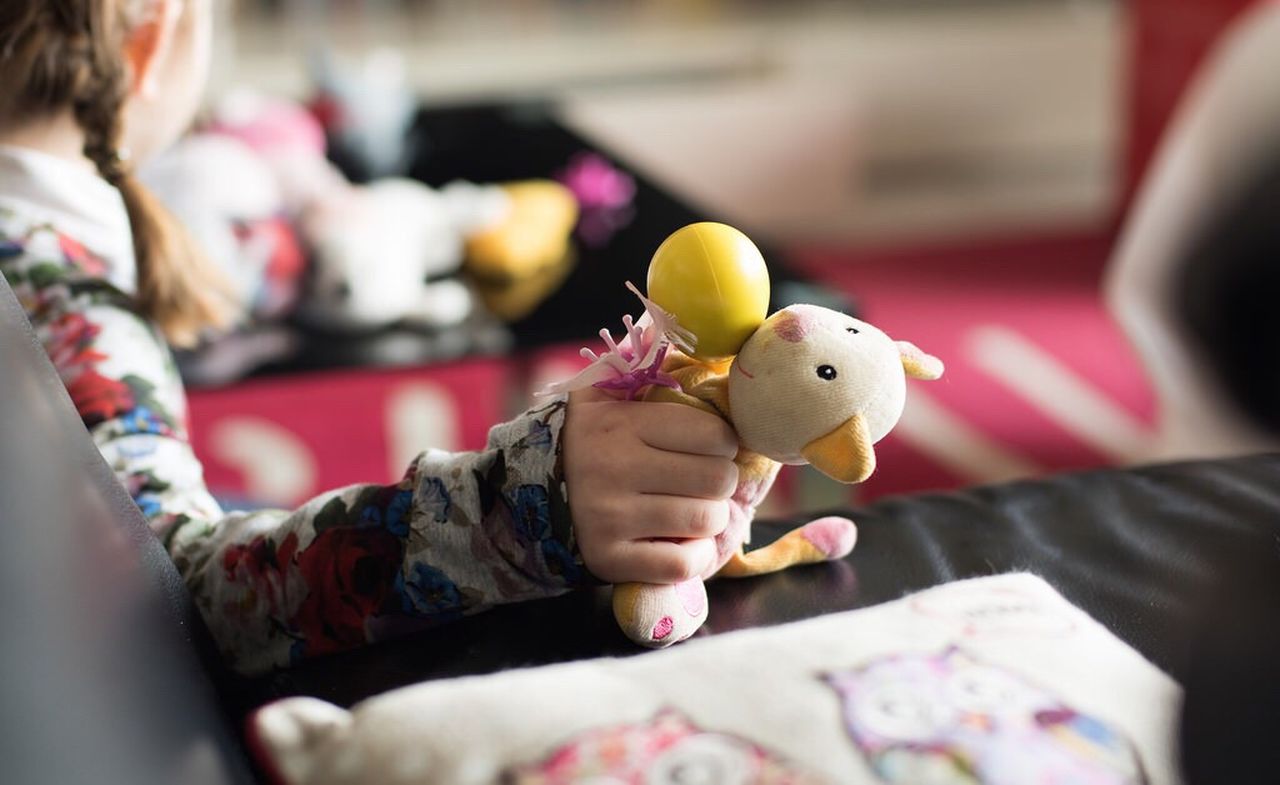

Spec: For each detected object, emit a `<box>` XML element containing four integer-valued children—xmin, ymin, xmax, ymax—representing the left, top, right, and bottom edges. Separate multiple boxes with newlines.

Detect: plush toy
<box><xmin>462</xmin><ymin>180</ymin><xmax>581</xmax><ymax>324</ymax></box>
<box><xmin>205</xmin><ymin>90</ymin><xmax>484</xmax><ymax>331</ymax></box>
<box><xmin>545</xmin><ymin>222</ymin><xmax>943</xmax><ymax>648</ymax></box>
<box><xmin>295</xmin><ymin>176</ymin><xmax>578</xmax><ymax>330</ymax></box>
<box><xmin>140</xmin><ymin>132</ymin><xmax>306</xmax><ymax>324</ymax></box>
<box><xmin>463</xmin><ymin>180</ymin><xmax>580</xmax><ymax>285</ymax></box>
<box><xmin>297</xmin><ymin>178</ymin><xmax>506</xmax><ymax>330</ymax></box>
<box><xmin>150</xmin><ymin>90</ymin><xmax>579</xmax><ymax>332</ymax></box>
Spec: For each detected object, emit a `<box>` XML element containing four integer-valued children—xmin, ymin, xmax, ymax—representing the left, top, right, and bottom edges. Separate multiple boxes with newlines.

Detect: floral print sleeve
<box><xmin>1</xmin><ymin>220</ymin><xmax>590</xmax><ymax>675</ymax></box>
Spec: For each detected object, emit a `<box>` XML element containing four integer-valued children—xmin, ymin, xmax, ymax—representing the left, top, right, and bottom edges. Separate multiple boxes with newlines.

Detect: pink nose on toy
<box><xmin>772</xmin><ymin>310</ymin><xmax>815</xmax><ymax>343</ymax></box>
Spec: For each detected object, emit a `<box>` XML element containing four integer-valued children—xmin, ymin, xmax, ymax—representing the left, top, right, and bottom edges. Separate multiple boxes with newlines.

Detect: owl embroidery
<box><xmin>503</xmin><ymin>708</ymin><xmax>829</xmax><ymax>785</ymax></box>
<box><xmin>825</xmin><ymin>648</ymin><xmax>1148</xmax><ymax>785</ymax></box>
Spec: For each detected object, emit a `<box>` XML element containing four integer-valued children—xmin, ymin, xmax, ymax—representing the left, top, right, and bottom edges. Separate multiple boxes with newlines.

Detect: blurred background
<box><xmin>177</xmin><ymin>0</ymin><xmax>1269</xmax><ymax>516</ymax></box>
<box><xmin>219</xmin><ymin>0</ymin><xmax>1119</xmax><ymax>243</ymax></box>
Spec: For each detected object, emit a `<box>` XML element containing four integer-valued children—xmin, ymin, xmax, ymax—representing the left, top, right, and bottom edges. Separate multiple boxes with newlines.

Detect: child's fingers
<box><xmin>636</xmin><ymin>403</ymin><xmax>739</xmax><ymax>458</ymax></box>
<box><xmin>634</xmin><ymin>451</ymin><xmax>739</xmax><ymax>500</ymax></box>
<box><xmin>627</xmin><ymin>495</ymin><xmax>730</xmax><ymax>540</ymax></box>
<box><xmin>599</xmin><ymin>537</ymin><xmax>719</xmax><ymax>584</ymax></box>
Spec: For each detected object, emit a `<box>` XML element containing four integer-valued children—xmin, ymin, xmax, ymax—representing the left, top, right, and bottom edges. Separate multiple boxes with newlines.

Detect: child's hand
<box><xmin>563</xmin><ymin>387</ymin><xmax>740</xmax><ymax>584</ymax></box>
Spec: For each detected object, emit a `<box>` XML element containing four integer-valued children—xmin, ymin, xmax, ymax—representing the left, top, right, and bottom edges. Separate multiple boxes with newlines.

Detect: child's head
<box><xmin>0</xmin><ymin>0</ymin><xmax>230</xmax><ymax>344</ymax></box>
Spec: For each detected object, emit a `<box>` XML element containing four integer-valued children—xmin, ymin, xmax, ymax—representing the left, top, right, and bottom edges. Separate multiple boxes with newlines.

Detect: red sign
<box><xmin>187</xmin><ymin>358</ymin><xmax>509</xmax><ymax>507</ymax></box>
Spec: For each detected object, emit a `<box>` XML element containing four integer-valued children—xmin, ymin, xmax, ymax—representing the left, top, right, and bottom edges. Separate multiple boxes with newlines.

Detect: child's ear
<box><xmin>123</xmin><ymin>0</ymin><xmax>183</xmax><ymax>100</ymax></box>
<box><xmin>897</xmin><ymin>340</ymin><xmax>944</xmax><ymax>380</ymax></box>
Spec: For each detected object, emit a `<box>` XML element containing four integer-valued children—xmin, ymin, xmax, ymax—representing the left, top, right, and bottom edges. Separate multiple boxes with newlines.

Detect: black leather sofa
<box><xmin>4</xmin><ymin>266</ymin><xmax>1280</xmax><ymax>784</ymax></box>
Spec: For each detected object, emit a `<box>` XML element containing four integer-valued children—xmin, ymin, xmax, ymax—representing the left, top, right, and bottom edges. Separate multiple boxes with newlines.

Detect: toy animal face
<box><xmin>826</xmin><ymin>649</ymin><xmax>1148</xmax><ymax>785</ymax></box>
<box><xmin>505</xmin><ymin>709</ymin><xmax>826</xmax><ymax>785</ymax></box>
<box><xmin>727</xmin><ymin>305</ymin><xmax>941</xmax><ymax>482</ymax></box>
<box><xmin>829</xmin><ymin>649</ymin><xmax>1061</xmax><ymax>747</ymax></box>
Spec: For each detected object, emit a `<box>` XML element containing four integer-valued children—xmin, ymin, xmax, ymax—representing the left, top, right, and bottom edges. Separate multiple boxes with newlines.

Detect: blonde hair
<box><xmin>0</xmin><ymin>0</ymin><xmax>232</xmax><ymax>346</ymax></box>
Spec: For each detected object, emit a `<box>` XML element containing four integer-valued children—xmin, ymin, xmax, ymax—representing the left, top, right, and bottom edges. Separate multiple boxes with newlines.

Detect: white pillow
<box><xmin>249</xmin><ymin>574</ymin><xmax>1182</xmax><ymax>784</ymax></box>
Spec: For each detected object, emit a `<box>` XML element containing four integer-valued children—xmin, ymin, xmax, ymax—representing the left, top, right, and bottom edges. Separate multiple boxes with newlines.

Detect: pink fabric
<box><xmin>556</xmin><ymin>152</ymin><xmax>635</xmax><ymax>210</ymax></box>
<box><xmin>733</xmin><ymin>473</ymin><xmax>776</xmax><ymax>509</ymax></box>
<box><xmin>708</xmin><ymin>501</ymin><xmax>751</xmax><ymax>576</ymax></box>
<box><xmin>651</xmin><ymin>617</ymin><xmax>675</xmax><ymax>641</ymax></box>
<box><xmin>773</xmin><ymin>310</ymin><xmax>815</xmax><ymax>343</ymax></box>
<box><xmin>674</xmin><ymin>579</ymin><xmax>707</xmax><ymax>617</ymax></box>
<box><xmin>188</xmin><ymin>359</ymin><xmax>507</xmax><ymax>506</ymax></box>
<box><xmin>209</xmin><ymin>99</ymin><xmax>327</xmax><ymax>157</ymax></box>
<box><xmin>701</xmin><ymin>464</ymin><xmax>782</xmax><ymax>578</ymax></box>
<box><xmin>800</xmin><ymin>516</ymin><xmax>857</xmax><ymax>559</ymax></box>
<box><xmin>788</xmin><ymin>231</ymin><xmax>1155</xmax><ymax>502</ymax></box>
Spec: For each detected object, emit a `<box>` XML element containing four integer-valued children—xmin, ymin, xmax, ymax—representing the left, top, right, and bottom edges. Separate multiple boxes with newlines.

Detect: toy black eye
<box><xmin>816</xmin><ymin>365</ymin><xmax>838</xmax><ymax>380</ymax></box>
<box><xmin>846</xmin><ymin>327</ymin><xmax>859</xmax><ymax>335</ymax></box>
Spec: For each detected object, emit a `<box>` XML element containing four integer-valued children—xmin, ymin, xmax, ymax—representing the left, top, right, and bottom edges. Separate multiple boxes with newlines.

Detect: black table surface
<box><xmin>233</xmin><ymin>452</ymin><xmax>1280</xmax><ymax>720</ymax></box>
<box><xmin>208</xmin><ymin>103</ymin><xmax>847</xmax><ymax>381</ymax></box>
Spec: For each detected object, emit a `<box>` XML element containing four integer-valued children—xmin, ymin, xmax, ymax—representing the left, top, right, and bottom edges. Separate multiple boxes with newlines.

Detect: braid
<box><xmin>1</xmin><ymin>0</ymin><xmax>234</xmax><ymax>346</ymax></box>
<box><xmin>71</xmin><ymin>3</ymin><xmax>129</xmax><ymax>184</ymax></box>
<box><xmin>74</xmin><ymin>69</ymin><xmax>129</xmax><ymax>184</ymax></box>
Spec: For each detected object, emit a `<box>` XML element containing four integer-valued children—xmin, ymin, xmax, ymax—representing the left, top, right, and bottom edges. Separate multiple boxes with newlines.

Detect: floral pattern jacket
<box><xmin>0</xmin><ymin>147</ymin><xmax>588</xmax><ymax>675</ymax></box>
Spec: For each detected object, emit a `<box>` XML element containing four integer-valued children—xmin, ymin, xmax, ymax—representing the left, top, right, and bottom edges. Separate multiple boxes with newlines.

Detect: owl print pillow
<box><xmin>248</xmin><ymin>574</ymin><xmax>1183</xmax><ymax>785</ymax></box>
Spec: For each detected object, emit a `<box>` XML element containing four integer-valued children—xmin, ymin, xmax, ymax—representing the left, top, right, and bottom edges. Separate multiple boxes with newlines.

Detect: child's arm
<box><xmin>171</xmin><ymin>399</ymin><xmax>586</xmax><ymax>674</ymax></box>
<box><xmin>4</xmin><ymin>225</ymin><xmax>741</xmax><ymax>674</ymax></box>
<box><xmin>2</xmin><ymin>229</ymin><xmax>590</xmax><ymax>674</ymax></box>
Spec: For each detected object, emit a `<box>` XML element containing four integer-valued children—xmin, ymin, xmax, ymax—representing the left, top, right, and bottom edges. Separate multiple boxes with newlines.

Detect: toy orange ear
<box><xmin>801</xmin><ymin>413</ymin><xmax>876</xmax><ymax>484</ymax></box>
<box><xmin>897</xmin><ymin>341</ymin><xmax>944</xmax><ymax>380</ymax></box>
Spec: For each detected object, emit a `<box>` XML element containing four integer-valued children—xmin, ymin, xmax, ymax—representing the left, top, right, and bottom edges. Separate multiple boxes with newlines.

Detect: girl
<box><xmin>0</xmin><ymin>0</ymin><xmax>740</xmax><ymax>674</ymax></box>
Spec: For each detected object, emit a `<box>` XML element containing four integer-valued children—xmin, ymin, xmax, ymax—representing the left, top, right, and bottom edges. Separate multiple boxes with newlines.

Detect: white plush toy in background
<box><xmin>297</xmin><ymin>178</ymin><xmax>507</xmax><ymax>331</ymax></box>
<box><xmin>141</xmin><ymin>133</ymin><xmax>303</xmax><ymax>324</ymax></box>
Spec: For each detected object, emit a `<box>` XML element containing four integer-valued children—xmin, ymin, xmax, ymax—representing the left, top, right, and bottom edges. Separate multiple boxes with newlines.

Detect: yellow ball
<box><xmin>647</xmin><ymin>223</ymin><xmax>771</xmax><ymax>361</ymax></box>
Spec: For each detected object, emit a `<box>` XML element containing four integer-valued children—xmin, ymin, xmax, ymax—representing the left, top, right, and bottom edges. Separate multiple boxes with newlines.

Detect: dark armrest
<box><xmin>0</xmin><ymin>277</ymin><xmax>254</xmax><ymax>784</ymax></box>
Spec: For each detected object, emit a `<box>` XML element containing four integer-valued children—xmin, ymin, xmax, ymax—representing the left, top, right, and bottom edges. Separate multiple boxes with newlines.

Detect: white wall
<box><xmin>225</xmin><ymin>1</ymin><xmax>1122</xmax><ymax>243</ymax></box>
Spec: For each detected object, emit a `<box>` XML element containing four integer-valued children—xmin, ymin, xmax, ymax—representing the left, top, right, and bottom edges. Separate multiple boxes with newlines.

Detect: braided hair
<box><xmin>0</xmin><ymin>0</ymin><xmax>232</xmax><ymax>346</ymax></box>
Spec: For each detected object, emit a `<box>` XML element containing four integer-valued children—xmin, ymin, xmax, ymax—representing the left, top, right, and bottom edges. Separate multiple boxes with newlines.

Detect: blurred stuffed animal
<box><xmin>140</xmin><ymin>132</ymin><xmax>305</xmax><ymax>323</ymax></box>
<box><xmin>147</xmin><ymin>90</ymin><xmax>577</xmax><ymax>332</ymax></box>
<box><xmin>298</xmin><ymin>178</ymin><xmax>504</xmax><ymax>330</ymax></box>
<box><xmin>545</xmin><ymin>223</ymin><xmax>943</xmax><ymax>648</ymax></box>
<box><xmin>209</xmin><ymin>90</ymin><xmax>489</xmax><ymax>331</ymax></box>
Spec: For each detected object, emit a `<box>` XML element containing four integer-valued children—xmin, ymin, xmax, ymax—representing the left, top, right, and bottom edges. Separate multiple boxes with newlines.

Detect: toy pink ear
<box><xmin>897</xmin><ymin>340</ymin><xmax>944</xmax><ymax>380</ymax></box>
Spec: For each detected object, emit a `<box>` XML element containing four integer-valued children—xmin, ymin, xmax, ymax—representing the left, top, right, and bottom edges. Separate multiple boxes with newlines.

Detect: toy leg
<box><xmin>715</xmin><ymin>516</ymin><xmax>857</xmax><ymax>578</ymax></box>
<box><xmin>612</xmin><ymin>578</ymin><xmax>709</xmax><ymax>648</ymax></box>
